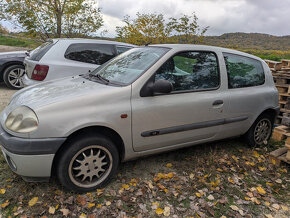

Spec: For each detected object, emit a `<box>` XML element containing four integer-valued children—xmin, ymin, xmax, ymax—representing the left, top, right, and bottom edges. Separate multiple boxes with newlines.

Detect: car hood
<box><xmin>8</xmin><ymin>76</ymin><xmax>122</xmax><ymax>110</ymax></box>
<box><xmin>0</xmin><ymin>51</ymin><xmax>26</xmax><ymax>58</ymax></box>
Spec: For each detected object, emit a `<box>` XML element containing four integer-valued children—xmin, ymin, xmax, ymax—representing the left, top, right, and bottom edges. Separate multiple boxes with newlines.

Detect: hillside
<box><xmin>203</xmin><ymin>32</ymin><xmax>290</xmax><ymax>51</ymax></box>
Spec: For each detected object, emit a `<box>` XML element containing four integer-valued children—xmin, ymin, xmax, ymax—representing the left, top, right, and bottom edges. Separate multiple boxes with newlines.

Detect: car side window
<box><xmin>223</xmin><ymin>53</ymin><xmax>265</xmax><ymax>88</ymax></box>
<box><xmin>154</xmin><ymin>51</ymin><xmax>219</xmax><ymax>92</ymax></box>
<box><xmin>64</xmin><ymin>43</ymin><xmax>115</xmax><ymax>65</ymax></box>
<box><xmin>116</xmin><ymin>46</ymin><xmax>133</xmax><ymax>54</ymax></box>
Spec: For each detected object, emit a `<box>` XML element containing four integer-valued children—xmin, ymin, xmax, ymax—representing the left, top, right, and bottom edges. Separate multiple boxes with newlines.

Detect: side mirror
<box><xmin>152</xmin><ymin>79</ymin><xmax>173</xmax><ymax>94</ymax></box>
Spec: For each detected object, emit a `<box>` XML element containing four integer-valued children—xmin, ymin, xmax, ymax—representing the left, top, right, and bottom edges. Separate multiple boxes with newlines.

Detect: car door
<box><xmin>131</xmin><ymin>50</ymin><xmax>228</xmax><ymax>152</ymax></box>
<box><xmin>221</xmin><ymin>53</ymin><xmax>268</xmax><ymax>138</ymax></box>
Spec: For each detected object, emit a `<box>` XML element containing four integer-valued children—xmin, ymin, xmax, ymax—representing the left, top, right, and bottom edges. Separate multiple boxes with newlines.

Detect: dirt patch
<box><xmin>0</xmin><ymin>83</ymin><xmax>17</xmax><ymax>112</ymax></box>
<box><xmin>0</xmin><ymin>45</ymin><xmax>27</xmax><ymax>52</ymax></box>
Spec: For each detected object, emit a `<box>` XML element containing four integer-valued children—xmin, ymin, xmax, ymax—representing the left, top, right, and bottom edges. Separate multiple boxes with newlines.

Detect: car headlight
<box><xmin>5</xmin><ymin>106</ymin><xmax>39</xmax><ymax>133</ymax></box>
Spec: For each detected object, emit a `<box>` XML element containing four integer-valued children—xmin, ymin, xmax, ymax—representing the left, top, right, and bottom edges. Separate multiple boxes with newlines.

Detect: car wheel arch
<box><xmin>1</xmin><ymin>61</ymin><xmax>24</xmax><ymax>72</ymax></box>
<box><xmin>245</xmin><ymin>107</ymin><xmax>277</xmax><ymax>135</ymax></box>
<box><xmin>51</xmin><ymin>125</ymin><xmax>125</xmax><ymax>177</ymax></box>
<box><xmin>1</xmin><ymin>61</ymin><xmax>24</xmax><ymax>80</ymax></box>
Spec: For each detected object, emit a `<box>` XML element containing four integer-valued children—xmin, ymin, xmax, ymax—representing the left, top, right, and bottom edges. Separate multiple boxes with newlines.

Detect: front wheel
<box><xmin>56</xmin><ymin>135</ymin><xmax>119</xmax><ymax>192</ymax></box>
<box><xmin>244</xmin><ymin>113</ymin><xmax>274</xmax><ymax>147</ymax></box>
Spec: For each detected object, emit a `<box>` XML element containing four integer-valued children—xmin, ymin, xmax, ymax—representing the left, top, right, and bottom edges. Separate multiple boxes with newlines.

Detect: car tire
<box><xmin>56</xmin><ymin>134</ymin><xmax>119</xmax><ymax>192</ymax></box>
<box><xmin>244</xmin><ymin>113</ymin><xmax>274</xmax><ymax>147</ymax></box>
<box><xmin>3</xmin><ymin>65</ymin><xmax>25</xmax><ymax>89</ymax></box>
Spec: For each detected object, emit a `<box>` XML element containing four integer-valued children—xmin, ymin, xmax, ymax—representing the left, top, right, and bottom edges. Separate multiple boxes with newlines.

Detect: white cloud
<box><xmin>98</xmin><ymin>0</ymin><xmax>290</xmax><ymax>36</ymax></box>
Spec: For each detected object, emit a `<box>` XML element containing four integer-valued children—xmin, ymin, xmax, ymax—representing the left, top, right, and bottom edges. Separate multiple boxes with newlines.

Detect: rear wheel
<box><xmin>56</xmin><ymin>135</ymin><xmax>119</xmax><ymax>192</ymax></box>
<box><xmin>244</xmin><ymin>113</ymin><xmax>274</xmax><ymax>147</ymax></box>
<box><xmin>3</xmin><ymin>65</ymin><xmax>25</xmax><ymax>89</ymax></box>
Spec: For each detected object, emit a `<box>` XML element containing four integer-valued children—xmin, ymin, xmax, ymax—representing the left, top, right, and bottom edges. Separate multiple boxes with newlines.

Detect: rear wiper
<box><xmin>89</xmin><ymin>73</ymin><xmax>110</xmax><ymax>84</ymax></box>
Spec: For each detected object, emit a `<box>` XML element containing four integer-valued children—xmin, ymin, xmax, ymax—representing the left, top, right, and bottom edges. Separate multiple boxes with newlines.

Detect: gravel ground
<box><xmin>0</xmin><ymin>45</ymin><xmax>27</xmax><ymax>52</ymax></box>
<box><xmin>0</xmin><ymin>83</ymin><xmax>17</xmax><ymax>112</ymax></box>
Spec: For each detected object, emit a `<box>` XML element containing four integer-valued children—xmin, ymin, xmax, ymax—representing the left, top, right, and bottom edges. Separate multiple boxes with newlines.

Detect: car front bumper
<box><xmin>0</xmin><ymin>124</ymin><xmax>66</xmax><ymax>178</ymax></box>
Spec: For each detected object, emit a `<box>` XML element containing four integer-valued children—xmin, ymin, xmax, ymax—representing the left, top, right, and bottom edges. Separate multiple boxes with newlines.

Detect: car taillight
<box><xmin>31</xmin><ymin>64</ymin><xmax>49</xmax><ymax>81</ymax></box>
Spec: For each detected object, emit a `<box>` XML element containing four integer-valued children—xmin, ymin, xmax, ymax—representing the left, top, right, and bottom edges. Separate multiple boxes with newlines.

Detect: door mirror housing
<box><xmin>140</xmin><ymin>79</ymin><xmax>173</xmax><ymax>97</ymax></box>
<box><xmin>153</xmin><ymin>79</ymin><xmax>173</xmax><ymax>94</ymax></box>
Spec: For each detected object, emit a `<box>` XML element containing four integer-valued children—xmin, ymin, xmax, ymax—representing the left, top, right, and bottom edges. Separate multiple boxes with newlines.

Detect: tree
<box><xmin>116</xmin><ymin>13</ymin><xmax>169</xmax><ymax>45</ymax></box>
<box><xmin>0</xmin><ymin>24</ymin><xmax>9</xmax><ymax>35</ymax></box>
<box><xmin>116</xmin><ymin>13</ymin><xmax>208</xmax><ymax>45</ymax></box>
<box><xmin>167</xmin><ymin>14</ymin><xmax>208</xmax><ymax>44</ymax></box>
<box><xmin>1</xmin><ymin>0</ymin><xmax>103</xmax><ymax>40</ymax></box>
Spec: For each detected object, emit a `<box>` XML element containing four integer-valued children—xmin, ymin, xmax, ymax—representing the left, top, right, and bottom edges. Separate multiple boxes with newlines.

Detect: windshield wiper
<box><xmin>89</xmin><ymin>73</ymin><xmax>110</xmax><ymax>84</ymax></box>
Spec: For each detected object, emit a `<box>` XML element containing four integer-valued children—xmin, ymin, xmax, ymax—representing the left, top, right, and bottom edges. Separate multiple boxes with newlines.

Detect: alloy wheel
<box><xmin>7</xmin><ymin>67</ymin><xmax>25</xmax><ymax>88</ymax></box>
<box><xmin>254</xmin><ymin>118</ymin><xmax>271</xmax><ymax>145</ymax></box>
<box><xmin>68</xmin><ymin>145</ymin><xmax>113</xmax><ymax>188</ymax></box>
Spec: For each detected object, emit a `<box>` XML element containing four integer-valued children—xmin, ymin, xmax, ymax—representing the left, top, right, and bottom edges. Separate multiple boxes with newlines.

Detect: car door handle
<box><xmin>212</xmin><ymin>100</ymin><xmax>224</xmax><ymax>106</ymax></box>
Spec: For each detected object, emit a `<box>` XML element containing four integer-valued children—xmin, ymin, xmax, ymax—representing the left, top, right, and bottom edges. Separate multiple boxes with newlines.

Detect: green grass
<box><xmin>238</xmin><ymin>49</ymin><xmax>290</xmax><ymax>61</ymax></box>
<box><xmin>0</xmin><ymin>35</ymin><xmax>40</xmax><ymax>48</ymax></box>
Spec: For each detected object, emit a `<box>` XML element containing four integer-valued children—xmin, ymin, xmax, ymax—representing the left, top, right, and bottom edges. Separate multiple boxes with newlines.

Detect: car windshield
<box><xmin>90</xmin><ymin>47</ymin><xmax>170</xmax><ymax>85</ymax></box>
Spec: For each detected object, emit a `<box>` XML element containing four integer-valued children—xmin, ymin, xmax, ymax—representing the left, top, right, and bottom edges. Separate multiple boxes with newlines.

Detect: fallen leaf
<box><xmin>256</xmin><ymin>186</ymin><xmax>266</xmax><ymax>195</ymax></box>
<box><xmin>76</xmin><ymin>195</ymin><xmax>86</xmax><ymax>206</ymax></box>
<box><xmin>60</xmin><ymin>208</ymin><xmax>70</xmax><ymax>217</ymax></box>
<box><xmin>87</xmin><ymin>203</ymin><xmax>95</xmax><ymax>208</ymax></box>
<box><xmin>0</xmin><ymin>189</ymin><xmax>6</xmax><ymax>194</ymax></box>
<box><xmin>272</xmin><ymin>204</ymin><xmax>280</xmax><ymax>210</ymax></box>
<box><xmin>49</xmin><ymin>206</ymin><xmax>55</xmax><ymax>214</ymax></box>
<box><xmin>265</xmin><ymin>214</ymin><xmax>274</xmax><ymax>218</ymax></box>
<box><xmin>259</xmin><ymin>167</ymin><xmax>266</xmax><ymax>171</ymax></box>
<box><xmin>196</xmin><ymin>192</ymin><xmax>202</xmax><ymax>197</ymax></box>
<box><xmin>79</xmin><ymin>213</ymin><xmax>87</xmax><ymax>218</ymax></box>
<box><xmin>122</xmin><ymin>184</ymin><xmax>129</xmax><ymax>190</ymax></box>
<box><xmin>245</xmin><ymin>161</ymin><xmax>255</xmax><ymax>166</ymax></box>
<box><xmin>189</xmin><ymin>173</ymin><xmax>194</xmax><ymax>179</ymax></box>
<box><xmin>28</xmin><ymin>197</ymin><xmax>38</xmax><ymax>207</ymax></box>
<box><xmin>228</xmin><ymin>177</ymin><xmax>235</xmax><ymax>184</ymax></box>
<box><xmin>166</xmin><ymin>163</ymin><xmax>172</xmax><ymax>168</ymax></box>
<box><xmin>156</xmin><ymin>208</ymin><xmax>164</xmax><ymax>215</ymax></box>
<box><xmin>0</xmin><ymin>200</ymin><xmax>9</xmax><ymax>208</ymax></box>
<box><xmin>167</xmin><ymin>172</ymin><xmax>174</xmax><ymax>178</ymax></box>
<box><xmin>106</xmin><ymin>201</ymin><xmax>111</xmax><ymax>206</ymax></box>
<box><xmin>281</xmin><ymin>205</ymin><xmax>289</xmax><ymax>211</ymax></box>
<box><xmin>164</xmin><ymin>206</ymin><xmax>170</xmax><ymax>216</ymax></box>
<box><xmin>232</xmin><ymin>155</ymin><xmax>238</xmax><ymax>162</ymax></box>
<box><xmin>207</xmin><ymin>194</ymin><xmax>214</xmax><ymax>200</ymax></box>
<box><xmin>246</xmin><ymin>192</ymin><xmax>253</xmax><ymax>198</ymax></box>
<box><xmin>253</xmin><ymin>151</ymin><xmax>260</xmax><ymax>158</ymax></box>
<box><xmin>275</xmin><ymin>179</ymin><xmax>282</xmax><ymax>184</ymax></box>
<box><xmin>230</xmin><ymin>205</ymin><xmax>239</xmax><ymax>211</ymax></box>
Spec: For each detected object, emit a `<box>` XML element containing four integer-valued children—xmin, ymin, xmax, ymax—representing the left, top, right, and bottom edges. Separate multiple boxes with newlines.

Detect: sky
<box><xmin>1</xmin><ymin>0</ymin><xmax>290</xmax><ymax>37</ymax></box>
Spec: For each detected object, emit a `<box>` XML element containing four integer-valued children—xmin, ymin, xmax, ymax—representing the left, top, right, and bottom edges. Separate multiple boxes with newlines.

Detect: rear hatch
<box><xmin>25</xmin><ymin>40</ymin><xmax>57</xmax><ymax>79</ymax></box>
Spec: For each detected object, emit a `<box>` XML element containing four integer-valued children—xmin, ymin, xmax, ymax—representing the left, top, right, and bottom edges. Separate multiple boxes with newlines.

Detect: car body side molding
<box><xmin>141</xmin><ymin>115</ymin><xmax>248</xmax><ymax>137</ymax></box>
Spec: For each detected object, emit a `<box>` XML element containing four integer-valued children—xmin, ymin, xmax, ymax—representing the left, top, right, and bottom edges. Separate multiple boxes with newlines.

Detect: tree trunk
<box><xmin>56</xmin><ymin>12</ymin><xmax>62</xmax><ymax>38</ymax></box>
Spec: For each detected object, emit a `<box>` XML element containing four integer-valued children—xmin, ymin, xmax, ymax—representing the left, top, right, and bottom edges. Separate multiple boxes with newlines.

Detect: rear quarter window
<box><xmin>223</xmin><ymin>53</ymin><xmax>265</xmax><ymax>88</ymax></box>
<box><xmin>64</xmin><ymin>43</ymin><xmax>115</xmax><ymax>65</ymax></box>
<box><xmin>29</xmin><ymin>41</ymin><xmax>55</xmax><ymax>61</ymax></box>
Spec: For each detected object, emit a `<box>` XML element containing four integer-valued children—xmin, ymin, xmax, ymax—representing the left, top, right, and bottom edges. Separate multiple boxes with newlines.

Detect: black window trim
<box><xmin>64</xmin><ymin>43</ymin><xmax>116</xmax><ymax>65</ymax></box>
<box><xmin>223</xmin><ymin>52</ymin><xmax>265</xmax><ymax>89</ymax></box>
<box><xmin>140</xmin><ymin>50</ymin><xmax>221</xmax><ymax>97</ymax></box>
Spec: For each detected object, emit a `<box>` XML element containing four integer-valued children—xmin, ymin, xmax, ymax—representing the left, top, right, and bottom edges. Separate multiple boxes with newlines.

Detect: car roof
<box><xmin>149</xmin><ymin>44</ymin><xmax>263</xmax><ymax>61</ymax></box>
<box><xmin>51</xmin><ymin>38</ymin><xmax>137</xmax><ymax>47</ymax></box>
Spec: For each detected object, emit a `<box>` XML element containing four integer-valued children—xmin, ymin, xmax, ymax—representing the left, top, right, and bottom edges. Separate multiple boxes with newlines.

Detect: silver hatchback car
<box><xmin>0</xmin><ymin>44</ymin><xmax>279</xmax><ymax>192</ymax></box>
